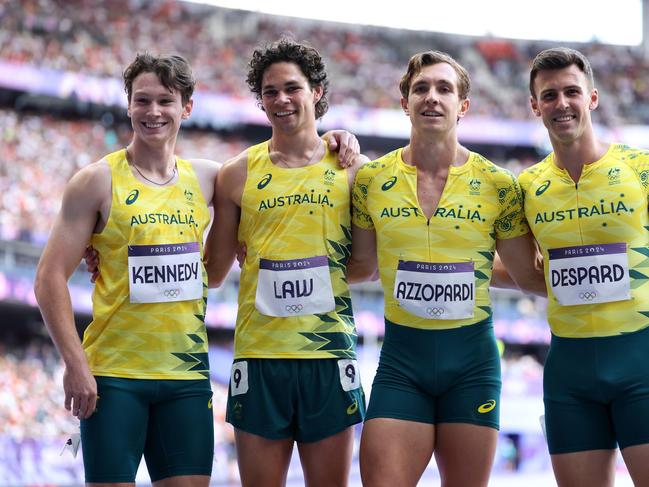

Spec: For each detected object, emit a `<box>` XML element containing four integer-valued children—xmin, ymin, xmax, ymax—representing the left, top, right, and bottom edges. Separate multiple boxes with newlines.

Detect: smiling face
<box><xmin>401</xmin><ymin>62</ymin><xmax>470</xmax><ymax>135</ymax></box>
<box><xmin>127</xmin><ymin>71</ymin><xmax>192</xmax><ymax>146</ymax></box>
<box><xmin>530</xmin><ymin>64</ymin><xmax>598</xmax><ymax>146</ymax></box>
<box><xmin>260</xmin><ymin>61</ymin><xmax>322</xmax><ymax>134</ymax></box>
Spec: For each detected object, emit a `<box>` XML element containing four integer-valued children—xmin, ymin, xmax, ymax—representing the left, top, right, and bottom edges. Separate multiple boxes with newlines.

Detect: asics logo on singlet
<box><xmin>257</xmin><ymin>173</ymin><xmax>272</xmax><ymax>189</ymax></box>
<box><xmin>347</xmin><ymin>398</ymin><xmax>359</xmax><ymax>415</ymax></box>
<box><xmin>477</xmin><ymin>399</ymin><xmax>496</xmax><ymax>413</ymax></box>
<box><xmin>535</xmin><ymin>180</ymin><xmax>551</xmax><ymax>196</ymax></box>
<box><xmin>126</xmin><ymin>189</ymin><xmax>140</xmax><ymax>205</ymax></box>
<box><xmin>285</xmin><ymin>304</ymin><xmax>304</xmax><ymax>313</ymax></box>
<box><xmin>207</xmin><ymin>397</ymin><xmax>213</xmax><ymax>409</ymax></box>
<box><xmin>381</xmin><ymin>176</ymin><xmax>397</xmax><ymax>191</ymax></box>
<box><xmin>579</xmin><ymin>291</ymin><xmax>597</xmax><ymax>301</ymax></box>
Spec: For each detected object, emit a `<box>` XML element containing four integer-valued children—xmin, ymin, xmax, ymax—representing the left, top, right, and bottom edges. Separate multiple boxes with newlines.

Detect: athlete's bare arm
<box><xmin>205</xmin><ymin>151</ymin><xmax>247</xmax><ymax>287</ymax></box>
<box><xmin>34</xmin><ymin>161</ymin><xmax>111</xmax><ymax>419</ymax></box>
<box><xmin>494</xmin><ymin>233</ymin><xmax>546</xmax><ymax>296</ymax></box>
<box><xmin>187</xmin><ymin>158</ymin><xmax>221</xmax><ymax>205</ymax></box>
<box><xmin>347</xmin><ymin>224</ymin><xmax>379</xmax><ymax>284</ymax></box>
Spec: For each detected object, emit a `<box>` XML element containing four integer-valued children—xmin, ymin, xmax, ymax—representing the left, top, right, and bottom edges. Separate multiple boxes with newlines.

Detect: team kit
<box><xmin>34</xmin><ymin>43</ymin><xmax>649</xmax><ymax>486</ymax></box>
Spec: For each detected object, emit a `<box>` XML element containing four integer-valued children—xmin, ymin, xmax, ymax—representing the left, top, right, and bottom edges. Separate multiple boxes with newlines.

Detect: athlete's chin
<box><xmin>136</xmin><ymin>129</ymin><xmax>175</xmax><ymax>144</ymax></box>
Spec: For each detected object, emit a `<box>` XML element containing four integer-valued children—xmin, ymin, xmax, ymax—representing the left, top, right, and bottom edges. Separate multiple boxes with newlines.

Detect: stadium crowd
<box><xmin>1</xmin><ymin>0</ymin><xmax>648</xmax><ymax>124</ymax></box>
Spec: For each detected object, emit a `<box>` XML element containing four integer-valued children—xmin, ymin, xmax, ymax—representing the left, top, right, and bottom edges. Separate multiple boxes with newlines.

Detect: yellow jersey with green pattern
<box><xmin>85</xmin><ymin>149</ymin><xmax>210</xmax><ymax>379</ymax></box>
<box><xmin>353</xmin><ymin>148</ymin><xmax>528</xmax><ymax>330</ymax></box>
<box><xmin>236</xmin><ymin>140</ymin><xmax>355</xmax><ymax>359</ymax></box>
<box><xmin>519</xmin><ymin>143</ymin><xmax>649</xmax><ymax>338</ymax></box>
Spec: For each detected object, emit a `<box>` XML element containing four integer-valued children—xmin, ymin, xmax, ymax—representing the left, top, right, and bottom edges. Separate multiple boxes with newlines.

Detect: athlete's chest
<box><xmin>525</xmin><ymin>166</ymin><xmax>648</xmax><ymax>246</ymax></box>
<box><xmin>244</xmin><ymin>165</ymin><xmax>349</xmax><ymax>217</ymax></box>
<box><xmin>369</xmin><ymin>170</ymin><xmax>502</xmax><ymax>232</ymax></box>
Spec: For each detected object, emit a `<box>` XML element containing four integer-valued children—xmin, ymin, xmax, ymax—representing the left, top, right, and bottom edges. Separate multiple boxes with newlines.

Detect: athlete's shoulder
<box><xmin>186</xmin><ymin>158</ymin><xmax>221</xmax><ymax>180</ymax></box>
<box><xmin>356</xmin><ymin>149</ymin><xmax>400</xmax><ymax>180</ymax></box>
<box><xmin>62</xmin><ymin>156</ymin><xmax>112</xmax><ymax>211</ymax></box>
<box><xmin>470</xmin><ymin>152</ymin><xmax>518</xmax><ymax>186</ymax></box>
<box><xmin>518</xmin><ymin>154</ymin><xmax>553</xmax><ymax>188</ymax></box>
<box><xmin>74</xmin><ymin>156</ymin><xmax>111</xmax><ymax>187</ymax></box>
<box><xmin>615</xmin><ymin>143</ymin><xmax>649</xmax><ymax>164</ymax></box>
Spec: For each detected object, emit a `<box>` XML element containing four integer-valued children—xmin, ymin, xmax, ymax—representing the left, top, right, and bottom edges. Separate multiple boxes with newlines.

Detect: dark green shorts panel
<box><xmin>81</xmin><ymin>377</ymin><xmax>214</xmax><ymax>483</ymax></box>
<box><xmin>544</xmin><ymin>326</ymin><xmax>649</xmax><ymax>454</ymax></box>
<box><xmin>366</xmin><ymin>319</ymin><xmax>501</xmax><ymax>430</ymax></box>
<box><xmin>226</xmin><ymin>358</ymin><xmax>365</xmax><ymax>443</ymax></box>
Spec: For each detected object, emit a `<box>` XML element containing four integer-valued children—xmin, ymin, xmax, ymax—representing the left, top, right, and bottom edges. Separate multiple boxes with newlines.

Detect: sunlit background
<box><xmin>1</xmin><ymin>0</ymin><xmax>647</xmax><ymax>485</ymax></box>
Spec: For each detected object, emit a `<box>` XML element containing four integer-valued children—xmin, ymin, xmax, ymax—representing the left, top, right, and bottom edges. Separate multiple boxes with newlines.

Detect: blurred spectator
<box><xmin>1</xmin><ymin>0</ymin><xmax>647</xmax><ymax>124</ymax></box>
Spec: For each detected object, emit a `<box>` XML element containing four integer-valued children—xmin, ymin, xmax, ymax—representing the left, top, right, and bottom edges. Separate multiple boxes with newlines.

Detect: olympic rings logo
<box><xmin>579</xmin><ymin>291</ymin><xmax>597</xmax><ymax>301</ymax></box>
<box><xmin>426</xmin><ymin>307</ymin><xmax>444</xmax><ymax>317</ymax></box>
<box><xmin>164</xmin><ymin>289</ymin><xmax>181</xmax><ymax>298</ymax></box>
<box><xmin>285</xmin><ymin>304</ymin><xmax>304</xmax><ymax>313</ymax></box>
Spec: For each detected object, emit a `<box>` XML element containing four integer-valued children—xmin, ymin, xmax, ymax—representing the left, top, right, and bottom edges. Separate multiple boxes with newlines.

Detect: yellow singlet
<box><xmin>235</xmin><ymin>141</ymin><xmax>356</xmax><ymax>359</ymax></box>
<box><xmin>519</xmin><ymin>144</ymin><xmax>649</xmax><ymax>338</ymax></box>
<box><xmin>353</xmin><ymin>148</ymin><xmax>528</xmax><ymax>330</ymax></box>
<box><xmin>85</xmin><ymin>149</ymin><xmax>210</xmax><ymax>379</ymax></box>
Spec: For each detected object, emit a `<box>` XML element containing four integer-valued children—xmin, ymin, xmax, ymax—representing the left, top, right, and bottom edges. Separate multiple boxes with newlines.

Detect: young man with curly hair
<box><xmin>206</xmin><ymin>39</ymin><xmax>367</xmax><ymax>486</ymax></box>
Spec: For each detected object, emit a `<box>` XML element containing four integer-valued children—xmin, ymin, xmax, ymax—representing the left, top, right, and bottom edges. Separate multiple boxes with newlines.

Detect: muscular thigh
<box><xmin>367</xmin><ymin>320</ymin><xmax>500</xmax><ymax>428</ymax></box>
<box><xmin>603</xmin><ymin>327</ymin><xmax>649</xmax><ymax>449</ymax></box>
<box><xmin>144</xmin><ymin>379</ymin><xmax>214</xmax><ymax>482</ymax></box>
<box><xmin>80</xmin><ymin>377</ymin><xmax>152</xmax><ymax>483</ymax></box>
<box><xmin>544</xmin><ymin>336</ymin><xmax>615</xmax><ymax>454</ymax></box>
<box><xmin>435</xmin><ymin>323</ymin><xmax>501</xmax><ymax>429</ymax></box>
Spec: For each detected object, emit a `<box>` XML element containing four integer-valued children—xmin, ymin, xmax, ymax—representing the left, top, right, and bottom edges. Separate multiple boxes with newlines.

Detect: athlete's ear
<box><xmin>588</xmin><ymin>88</ymin><xmax>599</xmax><ymax>111</ymax></box>
<box><xmin>530</xmin><ymin>96</ymin><xmax>541</xmax><ymax>117</ymax></box>
<box><xmin>401</xmin><ymin>97</ymin><xmax>409</xmax><ymax>115</ymax></box>
<box><xmin>182</xmin><ymin>98</ymin><xmax>193</xmax><ymax>119</ymax></box>
<box><xmin>313</xmin><ymin>84</ymin><xmax>324</xmax><ymax>104</ymax></box>
<box><xmin>457</xmin><ymin>97</ymin><xmax>470</xmax><ymax>120</ymax></box>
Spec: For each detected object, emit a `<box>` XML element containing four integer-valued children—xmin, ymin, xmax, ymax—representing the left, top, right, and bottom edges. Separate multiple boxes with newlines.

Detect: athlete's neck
<box><xmin>127</xmin><ymin>139</ymin><xmax>177</xmax><ymax>175</ymax></box>
<box><xmin>269</xmin><ymin>131</ymin><xmax>323</xmax><ymax>168</ymax></box>
<box><xmin>404</xmin><ymin>134</ymin><xmax>469</xmax><ymax>173</ymax></box>
<box><xmin>551</xmin><ymin>134</ymin><xmax>609</xmax><ymax>183</ymax></box>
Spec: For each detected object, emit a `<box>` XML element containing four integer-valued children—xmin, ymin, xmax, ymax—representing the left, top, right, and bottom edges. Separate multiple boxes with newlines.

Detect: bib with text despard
<box><xmin>128</xmin><ymin>242</ymin><xmax>202</xmax><ymax>303</ymax></box>
<box><xmin>548</xmin><ymin>243</ymin><xmax>631</xmax><ymax>306</ymax></box>
<box><xmin>255</xmin><ymin>256</ymin><xmax>335</xmax><ymax>317</ymax></box>
<box><xmin>394</xmin><ymin>260</ymin><xmax>475</xmax><ymax>320</ymax></box>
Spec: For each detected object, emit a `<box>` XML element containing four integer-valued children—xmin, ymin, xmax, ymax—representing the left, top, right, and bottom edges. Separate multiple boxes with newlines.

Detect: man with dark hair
<box><xmin>246</xmin><ymin>38</ymin><xmax>330</xmax><ymax>119</ymax></box>
<box><xmin>205</xmin><ymin>38</ymin><xmax>367</xmax><ymax>486</ymax></box>
<box><xmin>520</xmin><ymin>46</ymin><xmax>649</xmax><ymax>486</ymax></box>
<box><xmin>35</xmin><ymin>53</ymin><xmax>220</xmax><ymax>486</ymax></box>
<box><xmin>348</xmin><ymin>50</ymin><xmax>545</xmax><ymax>487</ymax></box>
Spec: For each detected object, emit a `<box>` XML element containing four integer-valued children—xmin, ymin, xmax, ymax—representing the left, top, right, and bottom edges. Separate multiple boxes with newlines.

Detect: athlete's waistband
<box><xmin>385</xmin><ymin>317</ymin><xmax>493</xmax><ymax>335</ymax></box>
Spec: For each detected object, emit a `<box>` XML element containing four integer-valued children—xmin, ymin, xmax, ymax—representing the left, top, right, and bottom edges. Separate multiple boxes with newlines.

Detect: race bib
<box><xmin>128</xmin><ymin>242</ymin><xmax>203</xmax><ymax>303</ymax></box>
<box><xmin>230</xmin><ymin>361</ymin><xmax>249</xmax><ymax>397</ymax></box>
<box><xmin>548</xmin><ymin>243</ymin><xmax>631</xmax><ymax>306</ymax></box>
<box><xmin>394</xmin><ymin>261</ymin><xmax>475</xmax><ymax>320</ymax></box>
<box><xmin>255</xmin><ymin>256</ymin><xmax>335</xmax><ymax>317</ymax></box>
<box><xmin>337</xmin><ymin>359</ymin><xmax>361</xmax><ymax>391</ymax></box>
